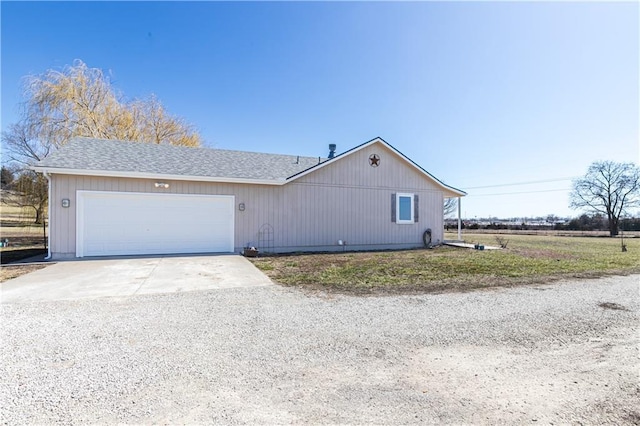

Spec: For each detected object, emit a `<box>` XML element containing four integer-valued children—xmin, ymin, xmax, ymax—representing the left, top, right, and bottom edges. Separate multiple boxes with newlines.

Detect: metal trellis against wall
<box><xmin>257</xmin><ymin>223</ymin><xmax>274</xmax><ymax>253</ymax></box>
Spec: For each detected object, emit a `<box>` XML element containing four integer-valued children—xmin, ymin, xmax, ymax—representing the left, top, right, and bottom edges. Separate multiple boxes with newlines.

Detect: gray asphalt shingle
<box><xmin>35</xmin><ymin>137</ymin><xmax>326</xmax><ymax>181</ymax></box>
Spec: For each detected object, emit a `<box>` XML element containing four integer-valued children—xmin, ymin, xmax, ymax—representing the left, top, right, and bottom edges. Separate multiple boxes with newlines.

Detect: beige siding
<box><xmin>50</xmin><ymin>174</ymin><xmax>283</xmax><ymax>258</ymax></box>
<box><xmin>289</xmin><ymin>142</ymin><xmax>445</xmax><ymax>248</ymax></box>
<box><xmin>49</xmin><ymin>142</ymin><xmax>447</xmax><ymax>258</ymax></box>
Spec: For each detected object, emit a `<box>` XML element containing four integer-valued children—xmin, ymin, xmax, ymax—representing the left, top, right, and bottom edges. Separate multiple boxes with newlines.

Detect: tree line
<box><xmin>447</xmin><ymin>214</ymin><xmax>640</xmax><ymax>233</ymax></box>
<box><xmin>557</xmin><ymin>214</ymin><xmax>640</xmax><ymax>232</ymax></box>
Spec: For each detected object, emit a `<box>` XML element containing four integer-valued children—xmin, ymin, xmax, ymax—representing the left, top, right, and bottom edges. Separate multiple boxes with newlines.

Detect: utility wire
<box><xmin>463</xmin><ymin>176</ymin><xmax>576</xmax><ymax>190</ymax></box>
<box><xmin>467</xmin><ymin>188</ymin><xmax>570</xmax><ymax>197</ymax></box>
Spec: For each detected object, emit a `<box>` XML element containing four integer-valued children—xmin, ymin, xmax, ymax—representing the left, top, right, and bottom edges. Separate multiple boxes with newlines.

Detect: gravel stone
<box><xmin>1</xmin><ymin>274</ymin><xmax>638</xmax><ymax>424</ymax></box>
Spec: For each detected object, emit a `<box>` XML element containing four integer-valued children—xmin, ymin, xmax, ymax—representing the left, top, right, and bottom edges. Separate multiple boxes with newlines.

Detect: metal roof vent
<box><xmin>328</xmin><ymin>143</ymin><xmax>337</xmax><ymax>159</ymax></box>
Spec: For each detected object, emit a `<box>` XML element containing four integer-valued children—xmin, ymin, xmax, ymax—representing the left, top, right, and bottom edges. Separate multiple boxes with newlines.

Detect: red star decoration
<box><xmin>369</xmin><ymin>154</ymin><xmax>380</xmax><ymax>167</ymax></box>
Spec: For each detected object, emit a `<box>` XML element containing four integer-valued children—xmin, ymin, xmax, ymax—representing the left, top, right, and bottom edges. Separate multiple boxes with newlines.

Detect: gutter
<box><xmin>43</xmin><ymin>171</ymin><xmax>52</xmax><ymax>260</ymax></box>
<box><xmin>31</xmin><ymin>166</ymin><xmax>286</xmax><ymax>186</ymax></box>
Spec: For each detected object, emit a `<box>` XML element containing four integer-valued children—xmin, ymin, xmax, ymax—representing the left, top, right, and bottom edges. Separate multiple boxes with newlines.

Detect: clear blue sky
<box><xmin>2</xmin><ymin>1</ymin><xmax>638</xmax><ymax>219</ymax></box>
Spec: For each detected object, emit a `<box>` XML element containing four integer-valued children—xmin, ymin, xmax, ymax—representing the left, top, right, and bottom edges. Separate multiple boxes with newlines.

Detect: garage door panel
<box><xmin>77</xmin><ymin>191</ymin><xmax>234</xmax><ymax>257</ymax></box>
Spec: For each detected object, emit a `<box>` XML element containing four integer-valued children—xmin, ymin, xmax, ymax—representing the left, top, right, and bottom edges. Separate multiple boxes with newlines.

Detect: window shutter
<box><xmin>391</xmin><ymin>193</ymin><xmax>396</xmax><ymax>222</ymax></box>
<box><xmin>414</xmin><ymin>194</ymin><xmax>419</xmax><ymax>223</ymax></box>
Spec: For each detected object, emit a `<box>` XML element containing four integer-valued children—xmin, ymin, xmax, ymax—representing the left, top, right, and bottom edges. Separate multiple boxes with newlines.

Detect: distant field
<box><xmin>252</xmin><ymin>233</ymin><xmax>640</xmax><ymax>294</ymax></box>
<box><xmin>446</xmin><ymin>229</ymin><xmax>640</xmax><ymax>238</ymax></box>
<box><xmin>0</xmin><ymin>204</ymin><xmax>47</xmax><ymax>266</ymax></box>
<box><xmin>0</xmin><ymin>204</ymin><xmax>45</xmax><ymax>238</ymax></box>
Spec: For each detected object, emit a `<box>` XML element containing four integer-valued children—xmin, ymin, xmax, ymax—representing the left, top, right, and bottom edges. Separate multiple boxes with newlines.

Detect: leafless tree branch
<box><xmin>570</xmin><ymin>161</ymin><xmax>640</xmax><ymax>236</ymax></box>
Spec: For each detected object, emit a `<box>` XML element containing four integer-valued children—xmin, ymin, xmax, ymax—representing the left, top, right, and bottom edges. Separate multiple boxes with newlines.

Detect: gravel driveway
<box><xmin>1</xmin><ymin>275</ymin><xmax>638</xmax><ymax>424</ymax></box>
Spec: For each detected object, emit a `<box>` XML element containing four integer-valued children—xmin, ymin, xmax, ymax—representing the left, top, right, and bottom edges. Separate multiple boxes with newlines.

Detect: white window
<box><xmin>396</xmin><ymin>193</ymin><xmax>414</xmax><ymax>224</ymax></box>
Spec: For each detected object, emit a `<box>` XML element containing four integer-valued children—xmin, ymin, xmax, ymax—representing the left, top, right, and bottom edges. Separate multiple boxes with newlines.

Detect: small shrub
<box><xmin>495</xmin><ymin>236</ymin><xmax>509</xmax><ymax>249</ymax></box>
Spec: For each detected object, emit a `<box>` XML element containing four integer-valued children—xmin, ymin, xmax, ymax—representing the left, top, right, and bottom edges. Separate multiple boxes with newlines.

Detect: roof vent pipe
<box><xmin>328</xmin><ymin>143</ymin><xmax>337</xmax><ymax>159</ymax></box>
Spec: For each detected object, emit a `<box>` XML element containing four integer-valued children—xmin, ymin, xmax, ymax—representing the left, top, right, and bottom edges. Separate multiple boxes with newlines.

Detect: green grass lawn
<box><xmin>250</xmin><ymin>233</ymin><xmax>640</xmax><ymax>294</ymax></box>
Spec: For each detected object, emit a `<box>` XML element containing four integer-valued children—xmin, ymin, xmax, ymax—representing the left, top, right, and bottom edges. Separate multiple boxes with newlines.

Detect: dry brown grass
<box><xmin>252</xmin><ymin>233</ymin><xmax>640</xmax><ymax>295</ymax></box>
<box><xmin>0</xmin><ymin>204</ymin><xmax>48</xmax><ymax>280</ymax></box>
<box><xmin>0</xmin><ymin>204</ymin><xmax>46</xmax><ymax>241</ymax></box>
<box><xmin>0</xmin><ymin>265</ymin><xmax>47</xmax><ymax>283</ymax></box>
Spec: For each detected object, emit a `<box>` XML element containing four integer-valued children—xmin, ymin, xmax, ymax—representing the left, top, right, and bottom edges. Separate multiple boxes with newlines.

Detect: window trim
<box><xmin>396</xmin><ymin>193</ymin><xmax>414</xmax><ymax>224</ymax></box>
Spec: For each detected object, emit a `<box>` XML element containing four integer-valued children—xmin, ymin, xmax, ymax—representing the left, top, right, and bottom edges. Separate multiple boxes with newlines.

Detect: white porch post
<box><xmin>457</xmin><ymin>197</ymin><xmax>462</xmax><ymax>241</ymax></box>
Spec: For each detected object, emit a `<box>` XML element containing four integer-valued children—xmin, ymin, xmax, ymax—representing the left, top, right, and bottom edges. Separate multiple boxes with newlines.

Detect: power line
<box><xmin>463</xmin><ymin>176</ymin><xmax>576</xmax><ymax>190</ymax></box>
<box><xmin>466</xmin><ymin>188</ymin><xmax>570</xmax><ymax>197</ymax></box>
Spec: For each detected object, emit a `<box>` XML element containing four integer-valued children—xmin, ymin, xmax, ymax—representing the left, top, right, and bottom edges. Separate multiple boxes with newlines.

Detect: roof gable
<box><xmin>287</xmin><ymin>137</ymin><xmax>466</xmax><ymax>196</ymax></box>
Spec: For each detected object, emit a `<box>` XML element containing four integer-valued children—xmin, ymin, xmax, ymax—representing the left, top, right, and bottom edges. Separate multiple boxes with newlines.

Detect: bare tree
<box><xmin>2</xmin><ymin>60</ymin><xmax>201</xmax><ymax>165</ymax></box>
<box><xmin>570</xmin><ymin>161</ymin><xmax>640</xmax><ymax>236</ymax></box>
<box><xmin>444</xmin><ymin>197</ymin><xmax>458</xmax><ymax>218</ymax></box>
<box><xmin>3</xmin><ymin>170</ymin><xmax>48</xmax><ymax>224</ymax></box>
<box><xmin>133</xmin><ymin>95</ymin><xmax>201</xmax><ymax>146</ymax></box>
<box><xmin>1</xmin><ymin>60</ymin><xmax>203</xmax><ymax>224</ymax></box>
<box><xmin>23</xmin><ymin>60</ymin><xmax>124</xmax><ymax>148</ymax></box>
<box><xmin>2</xmin><ymin>122</ymin><xmax>53</xmax><ymax>166</ymax></box>
<box><xmin>1</xmin><ymin>166</ymin><xmax>15</xmax><ymax>189</ymax></box>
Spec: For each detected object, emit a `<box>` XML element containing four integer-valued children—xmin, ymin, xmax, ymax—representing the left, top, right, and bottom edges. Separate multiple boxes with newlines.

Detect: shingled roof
<box><xmin>34</xmin><ymin>136</ymin><xmax>467</xmax><ymax>195</ymax></box>
<box><xmin>34</xmin><ymin>137</ymin><xmax>325</xmax><ymax>183</ymax></box>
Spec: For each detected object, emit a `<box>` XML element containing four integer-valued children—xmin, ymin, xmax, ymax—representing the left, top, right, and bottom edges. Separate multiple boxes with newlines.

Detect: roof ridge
<box><xmin>69</xmin><ymin>136</ymin><xmax>322</xmax><ymax>159</ymax></box>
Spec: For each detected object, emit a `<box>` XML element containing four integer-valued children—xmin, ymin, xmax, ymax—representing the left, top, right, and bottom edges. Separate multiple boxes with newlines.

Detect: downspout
<box><xmin>457</xmin><ymin>196</ymin><xmax>462</xmax><ymax>241</ymax></box>
<box><xmin>43</xmin><ymin>171</ymin><xmax>52</xmax><ymax>260</ymax></box>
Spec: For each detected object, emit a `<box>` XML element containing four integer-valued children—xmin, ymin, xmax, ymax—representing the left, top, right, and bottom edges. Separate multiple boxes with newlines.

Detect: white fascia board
<box><xmin>442</xmin><ymin>185</ymin><xmax>467</xmax><ymax>197</ymax></box>
<box><xmin>286</xmin><ymin>137</ymin><xmax>468</xmax><ymax>197</ymax></box>
<box><xmin>31</xmin><ymin>166</ymin><xmax>286</xmax><ymax>186</ymax></box>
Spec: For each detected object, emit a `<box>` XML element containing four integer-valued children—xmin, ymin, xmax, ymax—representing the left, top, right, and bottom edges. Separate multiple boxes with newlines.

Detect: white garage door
<box><xmin>76</xmin><ymin>191</ymin><xmax>234</xmax><ymax>257</ymax></box>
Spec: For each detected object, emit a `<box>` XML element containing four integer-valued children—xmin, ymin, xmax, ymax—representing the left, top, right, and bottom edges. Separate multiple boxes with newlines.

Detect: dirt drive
<box><xmin>1</xmin><ymin>274</ymin><xmax>638</xmax><ymax>424</ymax></box>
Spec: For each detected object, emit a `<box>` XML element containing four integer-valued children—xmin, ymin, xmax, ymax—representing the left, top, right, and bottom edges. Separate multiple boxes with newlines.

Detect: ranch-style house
<box><xmin>32</xmin><ymin>136</ymin><xmax>466</xmax><ymax>260</ymax></box>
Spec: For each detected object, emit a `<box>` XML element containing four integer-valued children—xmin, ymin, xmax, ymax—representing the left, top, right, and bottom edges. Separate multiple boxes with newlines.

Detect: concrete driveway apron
<box><xmin>1</xmin><ymin>255</ymin><xmax>273</xmax><ymax>303</ymax></box>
